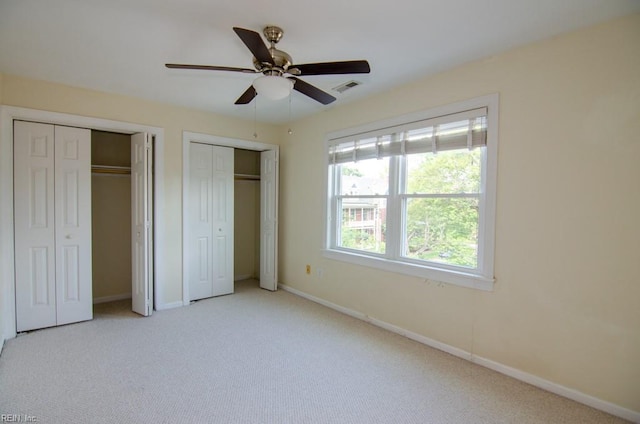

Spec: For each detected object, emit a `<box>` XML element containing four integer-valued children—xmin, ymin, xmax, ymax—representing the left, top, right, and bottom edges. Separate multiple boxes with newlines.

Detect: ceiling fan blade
<box><xmin>290</xmin><ymin>60</ymin><xmax>370</xmax><ymax>76</ymax></box>
<box><xmin>233</xmin><ymin>27</ymin><xmax>274</xmax><ymax>65</ymax></box>
<box><xmin>234</xmin><ymin>85</ymin><xmax>257</xmax><ymax>105</ymax></box>
<box><xmin>166</xmin><ymin>64</ymin><xmax>257</xmax><ymax>73</ymax></box>
<box><xmin>288</xmin><ymin>77</ymin><xmax>336</xmax><ymax>105</ymax></box>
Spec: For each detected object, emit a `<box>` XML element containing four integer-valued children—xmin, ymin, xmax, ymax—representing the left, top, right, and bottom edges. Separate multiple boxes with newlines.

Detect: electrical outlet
<box><xmin>317</xmin><ymin>268</ymin><xmax>324</xmax><ymax>278</ymax></box>
<box><xmin>306</xmin><ymin>264</ymin><xmax>311</xmax><ymax>275</ymax></box>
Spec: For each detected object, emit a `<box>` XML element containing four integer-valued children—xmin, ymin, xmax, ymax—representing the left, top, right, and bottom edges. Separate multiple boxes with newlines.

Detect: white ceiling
<box><xmin>1</xmin><ymin>0</ymin><xmax>639</xmax><ymax>124</ymax></box>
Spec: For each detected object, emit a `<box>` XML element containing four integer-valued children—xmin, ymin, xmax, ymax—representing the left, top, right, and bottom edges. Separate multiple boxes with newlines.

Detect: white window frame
<box><xmin>323</xmin><ymin>94</ymin><xmax>498</xmax><ymax>291</ymax></box>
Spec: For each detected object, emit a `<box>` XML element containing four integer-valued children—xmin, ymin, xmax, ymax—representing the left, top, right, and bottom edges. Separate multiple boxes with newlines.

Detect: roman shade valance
<box><xmin>328</xmin><ymin>107</ymin><xmax>487</xmax><ymax>164</ymax></box>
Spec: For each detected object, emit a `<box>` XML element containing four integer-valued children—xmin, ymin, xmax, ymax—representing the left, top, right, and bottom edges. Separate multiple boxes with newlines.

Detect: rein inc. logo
<box><xmin>1</xmin><ymin>415</ymin><xmax>38</xmax><ymax>423</ymax></box>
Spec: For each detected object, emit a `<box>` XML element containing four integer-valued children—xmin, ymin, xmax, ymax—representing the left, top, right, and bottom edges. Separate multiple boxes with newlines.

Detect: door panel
<box><xmin>14</xmin><ymin>121</ymin><xmax>57</xmax><ymax>331</ymax></box>
<box><xmin>210</xmin><ymin>146</ymin><xmax>234</xmax><ymax>297</ymax></box>
<box><xmin>30</xmin><ymin>247</ymin><xmax>50</xmax><ymax>305</ymax></box>
<box><xmin>189</xmin><ymin>143</ymin><xmax>214</xmax><ymax>300</ymax></box>
<box><xmin>61</xmin><ymin>245</ymin><xmax>80</xmax><ymax>301</ymax></box>
<box><xmin>30</xmin><ymin>167</ymin><xmax>49</xmax><ymax>228</ymax></box>
<box><xmin>54</xmin><ymin>125</ymin><xmax>92</xmax><ymax>326</ymax></box>
<box><xmin>131</xmin><ymin>133</ymin><xmax>153</xmax><ymax>316</ymax></box>
<box><xmin>188</xmin><ymin>143</ymin><xmax>233</xmax><ymax>300</ymax></box>
<box><xmin>260</xmin><ymin>150</ymin><xmax>278</xmax><ymax>291</ymax></box>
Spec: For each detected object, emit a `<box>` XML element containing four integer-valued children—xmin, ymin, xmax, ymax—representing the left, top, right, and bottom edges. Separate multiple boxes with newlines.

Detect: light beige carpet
<box><xmin>0</xmin><ymin>279</ymin><xmax>628</xmax><ymax>423</ymax></box>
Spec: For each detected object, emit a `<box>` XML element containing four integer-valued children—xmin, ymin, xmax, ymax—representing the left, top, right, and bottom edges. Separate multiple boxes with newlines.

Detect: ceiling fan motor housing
<box><xmin>253</xmin><ymin>48</ymin><xmax>292</xmax><ymax>75</ymax></box>
<box><xmin>253</xmin><ymin>26</ymin><xmax>293</xmax><ymax>76</ymax></box>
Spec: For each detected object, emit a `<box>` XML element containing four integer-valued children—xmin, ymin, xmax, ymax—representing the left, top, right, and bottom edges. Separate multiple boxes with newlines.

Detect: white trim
<box><xmin>366</xmin><ymin>316</ymin><xmax>472</xmax><ymax>361</ymax></box>
<box><xmin>472</xmin><ymin>356</ymin><xmax>640</xmax><ymax>423</ymax></box>
<box><xmin>279</xmin><ymin>284</ymin><xmax>369</xmax><ymax>321</ymax></box>
<box><xmin>182</xmin><ymin>131</ymin><xmax>279</xmax><ymax>306</ymax></box>
<box><xmin>480</xmin><ymin>94</ymin><xmax>499</xmax><ymax>281</ymax></box>
<box><xmin>279</xmin><ymin>284</ymin><xmax>639</xmax><ymax>423</ymax></box>
<box><xmin>0</xmin><ymin>337</ymin><xmax>4</xmax><ymax>357</ymax></box>
<box><xmin>1</xmin><ymin>106</ymin><xmax>165</xmax><ymax>339</ymax></box>
<box><xmin>93</xmin><ymin>294</ymin><xmax>132</xmax><ymax>304</ymax></box>
<box><xmin>185</xmin><ymin>131</ymin><xmax>277</xmax><ymax>152</ymax></box>
<box><xmin>323</xmin><ymin>249</ymin><xmax>495</xmax><ymax>291</ymax></box>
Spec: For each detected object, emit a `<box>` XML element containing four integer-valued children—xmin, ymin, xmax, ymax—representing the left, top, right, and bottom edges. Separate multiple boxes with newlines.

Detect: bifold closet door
<box><xmin>14</xmin><ymin>122</ymin><xmax>56</xmax><ymax>331</ymax></box>
<box><xmin>260</xmin><ymin>149</ymin><xmax>278</xmax><ymax>291</ymax></box>
<box><xmin>131</xmin><ymin>132</ymin><xmax>153</xmax><ymax>317</ymax></box>
<box><xmin>14</xmin><ymin>121</ymin><xmax>92</xmax><ymax>332</ymax></box>
<box><xmin>188</xmin><ymin>143</ymin><xmax>234</xmax><ymax>301</ymax></box>
<box><xmin>53</xmin><ymin>125</ymin><xmax>92</xmax><ymax>326</ymax></box>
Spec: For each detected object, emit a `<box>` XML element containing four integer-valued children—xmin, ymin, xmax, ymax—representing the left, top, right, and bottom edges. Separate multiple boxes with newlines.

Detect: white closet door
<box><xmin>189</xmin><ymin>143</ymin><xmax>214</xmax><ymax>300</ymax></box>
<box><xmin>131</xmin><ymin>133</ymin><xmax>153</xmax><ymax>316</ymax></box>
<box><xmin>14</xmin><ymin>121</ymin><xmax>57</xmax><ymax>332</ymax></box>
<box><xmin>188</xmin><ymin>143</ymin><xmax>234</xmax><ymax>300</ymax></box>
<box><xmin>54</xmin><ymin>125</ymin><xmax>92</xmax><ymax>326</ymax></box>
<box><xmin>210</xmin><ymin>145</ymin><xmax>234</xmax><ymax>296</ymax></box>
<box><xmin>260</xmin><ymin>149</ymin><xmax>278</xmax><ymax>291</ymax></box>
<box><xmin>14</xmin><ymin>122</ymin><xmax>92</xmax><ymax>331</ymax></box>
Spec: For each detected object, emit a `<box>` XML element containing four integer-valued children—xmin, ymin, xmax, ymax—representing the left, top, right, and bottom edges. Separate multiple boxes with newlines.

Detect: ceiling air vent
<box><xmin>332</xmin><ymin>80</ymin><xmax>362</xmax><ymax>94</ymax></box>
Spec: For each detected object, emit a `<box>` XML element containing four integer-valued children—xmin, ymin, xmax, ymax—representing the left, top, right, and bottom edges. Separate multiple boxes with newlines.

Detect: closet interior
<box><xmin>234</xmin><ymin>149</ymin><xmax>261</xmax><ymax>285</ymax></box>
<box><xmin>91</xmin><ymin>130</ymin><xmax>132</xmax><ymax>304</ymax></box>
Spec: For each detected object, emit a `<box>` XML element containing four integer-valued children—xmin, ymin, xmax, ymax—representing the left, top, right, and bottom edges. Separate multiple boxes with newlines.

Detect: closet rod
<box><xmin>234</xmin><ymin>173</ymin><xmax>260</xmax><ymax>181</ymax></box>
<box><xmin>91</xmin><ymin>165</ymin><xmax>131</xmax><ymax>175</ymax></box>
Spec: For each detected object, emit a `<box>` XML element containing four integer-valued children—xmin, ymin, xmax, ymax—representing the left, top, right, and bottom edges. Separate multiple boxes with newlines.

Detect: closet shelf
<box><xmin>92</xmin><ymin>165</ymin><xmax>131</xmax><ymax>175</ymax></box>
<box><xmin>234</xmin><ymin>173</ymin><xmax>260</xmax><ymax>181</ymax></box>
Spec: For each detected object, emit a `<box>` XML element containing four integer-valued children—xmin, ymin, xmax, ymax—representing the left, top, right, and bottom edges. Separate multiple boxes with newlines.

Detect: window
<box><xmin>324</xmin><ymin>95</ymin><xmax>498</xmax><ymax>290</ymax></box>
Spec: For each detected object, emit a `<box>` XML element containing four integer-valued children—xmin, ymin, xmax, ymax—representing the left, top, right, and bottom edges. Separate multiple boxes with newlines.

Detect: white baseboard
<box><xmin>155</xmin><ymin>301</ymin><xmax>183</xmax><ymax>311</ymax></box>
<box><xmin>279</xmin><ymin>284</ymin><xmax>639</xmax><ymax>423</ymax></box>
<box><xmin>0</xmin><ymin>336</ymin><xmax>4</xmax><ymax>357</ymax></box>
<box><xmin>470</xmin><ymin>355</ymin><xmax>639</xmax><ymax>423</ymax></box>
<box><xmin>93</xmin><ymin>293</ymin><xmax>131</xmax><ymax>304</ymax></box>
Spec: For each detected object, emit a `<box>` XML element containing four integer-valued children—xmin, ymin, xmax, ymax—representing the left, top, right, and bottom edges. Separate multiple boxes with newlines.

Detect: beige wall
<box><xmin>0</xmin><ymin>73</ymin><xmax>281</xmax><ymax>306</ymax></box>
<box><xmin>234</xmin><ymin>148</ymin><xmax>261</xmax><ymax>279</ymax></box>
<box><xmin>277</xmin><ymin>13</ymin><xmax>640</xmax><ymax>412</ymax></box>
<box><xmin>234</xmin><ymin>181</ymin><xmax>260</xmax><ymax>279</ymax></box>
<box><xmin>234</xmin><ymin>148</ymin><xmax>260</xmax><ymax>175</ymax></box>
<box><xmin>91</xmin><ymin>174</ymin><xmax>131</xmax><ymax>299</ymax></box>
<box><xmin>91</xmin><ymin>131</ymin><xmax>132</xmax><ymax>299</ymax></box>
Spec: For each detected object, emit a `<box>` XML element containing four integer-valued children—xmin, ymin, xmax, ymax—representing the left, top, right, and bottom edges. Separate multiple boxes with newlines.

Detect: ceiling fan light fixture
<box><xmin>252</xmin><ymin>75</ymin><xmax>293</xmax><ymax>100</ymax></box>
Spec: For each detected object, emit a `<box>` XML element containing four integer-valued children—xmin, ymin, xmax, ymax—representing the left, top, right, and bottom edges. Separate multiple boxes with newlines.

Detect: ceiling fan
<box><xmin>166</xmin><ymin>26</ymin><xmax>371</xmax><ymax>105</ymax></box>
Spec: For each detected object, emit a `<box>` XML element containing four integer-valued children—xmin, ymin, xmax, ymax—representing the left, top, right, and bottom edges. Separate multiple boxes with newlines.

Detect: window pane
<box><xmin>404</xmin><ymin>197</ymin><xmax>478</xmax><ymax>268</ymax></box>
<box><xmin>339</xmin><ymin>198</ymin><xmax>387</xmax><ymax>254</ymax></box>
<box><xmin>339</xmin><ymin>158</ymin><xmax>389</xmax><ymax>195</ymax></box>
<box><xmin>406</xmin><ymin>148</ymin><xmax>481</xmax><ymax>194</ymax></box>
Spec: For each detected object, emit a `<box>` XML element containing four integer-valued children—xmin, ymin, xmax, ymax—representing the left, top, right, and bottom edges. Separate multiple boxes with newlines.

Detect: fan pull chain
<box><xmin>287</xmin><ymin>93</ymin><xmax>293</xmax><ymax>135</ymax></box>
<box><xmin>253</xmin><ymin>94</ymin><xmax>258</xmax><ymax>138</ymax></box>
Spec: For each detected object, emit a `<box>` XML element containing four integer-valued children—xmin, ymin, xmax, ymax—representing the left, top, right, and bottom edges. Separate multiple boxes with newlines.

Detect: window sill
<box><xmin>322</xmin><ymin>249</ymin><xmax>495</xmax><ymax>292</ymax></box>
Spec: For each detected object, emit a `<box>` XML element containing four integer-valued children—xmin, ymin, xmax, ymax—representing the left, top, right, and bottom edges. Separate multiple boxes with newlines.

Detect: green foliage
<box><xmin>341</xmin><ymin>227</ymin><xmax>385</xmax><ymax>253</ymax></box>
<box><xmin>407</xmin><ymin>149</ymin><xmax>480</xmax><ymax>194</ymax></box>
<box><xmin>405</xmin><ymin>150</ymin><xmax>481</xmax><ymax>268</ymax></box>
<box><xmin>341</xmin><ymin>166</ymin><xmax>364</xmax><ymax>177</ymax></box>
